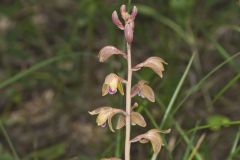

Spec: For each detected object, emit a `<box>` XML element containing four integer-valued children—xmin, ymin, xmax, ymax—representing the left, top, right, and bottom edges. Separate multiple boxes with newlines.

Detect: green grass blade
<box><xmin>137</xmin><ymin>4</ymin><xmax>194</xmax><ymax>45</ymax></box>
<box><xmin>160</xmin><ymin>51</ymin><xmax>196</xmax><ymax>128</ymax></box>
<box><xmin>211</xmin><ymin>40</ymin><xmax>240</xmax><ymax>73</ymax></box>
<box><xmin>173</xmin><ymin>51</ymin><xmax>240</xmax><ymax>116</ymax></box>
<box><xmin>0</xmin><ymin>121</ymin><xmax>20</xmax><ymax>160</ymax></box>
<box><xmin>115</xmin><ymin>130</ymin><xmax>122</xmax><ymax>157</ymax></box>
<box><xmin>0</xmin><ymin>53</ymin><xmax>83</xmax><ymax>89</ymax></box>
<box><xmin>183</xmin><ymin>122</ymin><xmax>200</xmax><ymax>160</ymax></box>
<box><xmin>175</xmin><ymin>122</ymin><xmax>203</xmax><ymax>160</ymax></box>
<box><xmin>213</xmin><ymin>74</ymin><xmax>240</xmax><ymax>103</ymax></box>
<box><xmin>227</xmin><ymin>128</ymin><xmax>240</xmax><ymax>160</ymax></box>
<box><xmin>187</xmin><ymin>120</ymin><xmax>240</xmax><ymax>133</ymax></box>
<box><xmin>188</xmin><ymin>134</ymin><xmax>206</xmax><ymax>160</ymax></box>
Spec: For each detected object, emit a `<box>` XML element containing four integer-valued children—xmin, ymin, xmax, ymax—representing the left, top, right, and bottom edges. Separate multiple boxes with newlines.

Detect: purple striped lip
<box><xmin>109</xmin><ymin>87</ymin><xmax>117</xmax><ymax>94</ymax></box>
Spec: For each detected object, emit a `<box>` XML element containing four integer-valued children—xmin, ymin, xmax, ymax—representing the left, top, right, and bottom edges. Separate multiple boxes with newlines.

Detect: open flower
<box><xmin>98</xmin><ymin>46</ymin><xmax>127</xmax><ymax>62</ymax></box>
<box><xmin>116</xmin><ymin>103</ymin><xmax>146</xmax><ymax>129</ymax></box>
<box><xmin>133</xmin><ymin>57</ymin><xmax>167</xmax><ymax>78</ymax></box>
<box><xmin>130</xmin><ymin>129</ymin><xmax>171</xmax><ymax>157</ymax></box>
<box><xmin>102</xmin><ymin>73</ymin><xmax>125</xmax><ymax>96</ymax></box>
<box><xmin>89</xmin><ymin>107</ymin><xmax>126</xmax><ymax>132</ymax></box>
<box><xmin>131</xmin><ymin>80</ymin><xmax>155</xmax><ymax>102</ymax></box>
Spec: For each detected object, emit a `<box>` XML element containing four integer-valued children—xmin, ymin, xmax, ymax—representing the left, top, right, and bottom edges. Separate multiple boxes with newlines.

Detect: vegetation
<box><xmin>0</xmin><ymin>0</ymin><xmax>239</xmax><ymax>160</ymax></box>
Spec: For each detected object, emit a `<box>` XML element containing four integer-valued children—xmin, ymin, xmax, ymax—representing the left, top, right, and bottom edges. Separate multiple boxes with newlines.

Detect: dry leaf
<box><xmin>133</xmin><ymin>57</ymin><xmax>167</xmax><ymax>78</ymax></box>
<box><xmin>98</xmin><ymin>46</ymin><xmax>126</xmax><ymax>62</ymax></box>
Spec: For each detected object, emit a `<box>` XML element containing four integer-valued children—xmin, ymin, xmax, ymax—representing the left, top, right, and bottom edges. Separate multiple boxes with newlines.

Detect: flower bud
<box><xmin>124</xmin><ymin>22</ymin><xmax>134</xmax><ymax>44</ymax></box>
<box><xmin>120</xmin><ymin>5</ymin><xmax>127</xmax><ymax>20</ymax></box>
<box><xmin>112</xmin><ymin>11</ymin><xmax>124</xmax><ymax>30</ymax></box>
<box><xmin>131</xmin><ymin>6</ymin><xmax>138</xmax><ymax>20</ymax></box>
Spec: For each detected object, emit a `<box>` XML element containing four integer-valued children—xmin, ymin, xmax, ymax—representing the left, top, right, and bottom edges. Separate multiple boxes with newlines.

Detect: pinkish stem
<box><xmin>125</xmin><ymin>42</ymin><xmax>132</xmax><ymax>160</ymax></box>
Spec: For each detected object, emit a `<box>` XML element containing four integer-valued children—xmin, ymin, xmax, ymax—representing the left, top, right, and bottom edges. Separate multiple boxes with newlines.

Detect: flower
<box><xmin>112</xmin><ymin>5</ymin><xmax>138</xmax><ymax>44</ymax></box>
<box><xmin>116</xmin><ymin>103</ymin><xmax>146</xmax><ymax>129</ymax></box>
<box><xmin>130</xmin><ymin>129</ymin><xmax>171</xmax><ymax>157</ymax></box>
<box><xmin>89</xmin><ymin>106</ymin><xmax>126</xmax><ymax>132</ymax></box>
<box><xmin>133</xmin><ymin>57</ymin><xmax>167</xmax><ymax>78</ymax></box>
<box><xmin>112</xmin><ymin>11</ymin><xmax>124</xmax><ymax>30</ymax></box>
<box><xmin>98</xmin><ymin>46</ymin><xmax>127</xmax><ymax>62</ymax></box>
<box><xmin>131</xmin><ymin>80</ymin><xmax>155</xmax><ymax>102</ymax></box>
<box><xmin>102</xmin><ymin>73</ymin><xmax>125</xmax><ymax>96</ymax></box>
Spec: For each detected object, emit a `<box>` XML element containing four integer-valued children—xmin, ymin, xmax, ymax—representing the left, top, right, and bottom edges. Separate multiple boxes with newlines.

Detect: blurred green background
<box><xmin>0</xmin><ymin>0</ymin><xmax>239</xmax><ymax>160</ymax></box>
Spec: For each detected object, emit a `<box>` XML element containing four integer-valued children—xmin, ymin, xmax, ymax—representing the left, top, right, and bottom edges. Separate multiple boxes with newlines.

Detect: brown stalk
<box><xmin>125</xmin><ymin>42</ymin><xmax>132</xmax><ymax>160</ymax></box>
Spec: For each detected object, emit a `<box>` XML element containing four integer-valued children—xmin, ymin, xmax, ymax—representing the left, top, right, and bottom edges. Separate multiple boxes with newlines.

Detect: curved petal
<box><xmin>147</xmin><ymin>131</ymin><xmax>163</xmax><ymax>155</ymax></box>
<box><xmin>107</xmin><ymin>109</ymin><xmax>126</xmax><ymax>132</ymax></box>
<box><xmin>140</xmin><ymin>139</ymin><xmax>149</xmax><ymax>143</ymax></box>
<box><xmin>131</xmin><ymin>6</ymin><xmax>138</xmax><ymax>20</ymax></box>
<box><xmin>116</xmin><ymin>115</ymin><xmax>126</xmax><ymax>129</ymax></box>
<box><xmin>97</xmin><ymin>110</ymin><xmax>112</xmax><ymax>126</ymax></box>
<box><xmin>102</xmin><ymin>84</ymin><xmax>109</xmax><ymax>96</ymax></box>
<box><xmin>117</xmin><ymin>80</ymin><xmax>124</xmax><ymax>95</ymax></box>
<box><xmin>89</xmin><ymin>107</ymin><xmax>111</xmax><ymax>115</ymax></box>
<box><xmin>130</xmin><ymin>134</ymin><xmax>144</xmax><ymax>143</ymax></box>
<box><xmin>139</xmin><ymin>85</ymin><xmax>155</xmax><ymax>102</ymax></box>
<box><xmin>130</xmin><ymin>128</ymin><xmax>171</xmax><ymax>157</ymax></box>
<box><xmin>133</xmin><ymin>57</ymin><xmax>167</xmax><ymax>78</ymax></box>
<box><xmin>112</xmin><ymin>11</ymin><xmax>124</xmax><ymax>30</ymax></box>
<box><xmin>131</xmin><ymin>83</ymin><xmax>140</xmax><ymax>97</ymax></box>
<box><xmin>98</xmin><ymin>46</ymin><xmax>126</xmax><ymax>62</ymax></box>
<box><xmin>131</xmin><ymin>112</ymin><xmax>146</xmax><ymax>127</ymax></box>
<box><xmin>131</xmin><ymin>80</ymin><xmax>147</xmax><ymax>97</ymax></box>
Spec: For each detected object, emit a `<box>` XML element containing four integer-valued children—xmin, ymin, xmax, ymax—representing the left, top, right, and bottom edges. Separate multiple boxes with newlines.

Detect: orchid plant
<box><xmin>89</xmin><ymin>4</ymin><xmax>170</xmax><ymax>160</ymax></box>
